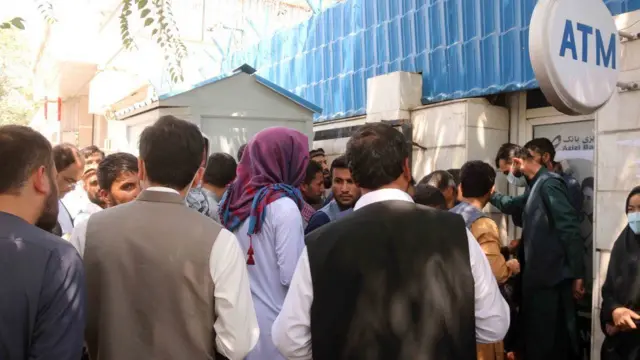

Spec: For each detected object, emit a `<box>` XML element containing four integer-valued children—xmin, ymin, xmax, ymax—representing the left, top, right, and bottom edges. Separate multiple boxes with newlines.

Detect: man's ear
<box><xmin>99</xmin><ymin>189</ymin><xmax>111</xmax><ymax>207</ymax></box>
<box><xmin>402</xmin><ymin>158</ymin><xmax>411</xmax><ymax>181</ymax></box>
<box><xmin>33</xmin><ymin>166</ymin><xmax>49</xmax><ymax>195</ymax></box>
<box><xmin>138</xmin><ymin>159</ymin><xmax>146</xmax><ymax>182</ymax></box>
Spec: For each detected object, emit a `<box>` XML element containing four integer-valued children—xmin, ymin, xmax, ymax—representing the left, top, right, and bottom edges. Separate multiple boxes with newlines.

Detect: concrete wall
<box><xmin>589</xmin><ymin>10</ymin><xmax>640</xmax><ymax>358</ymax></box>
<box><xmin>411</xmin><ymin>98</ymin><xmax>510</xmax><ymax>241</ymax></box>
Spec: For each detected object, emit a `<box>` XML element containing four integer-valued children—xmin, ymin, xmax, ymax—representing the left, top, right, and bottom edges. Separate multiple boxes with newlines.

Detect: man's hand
<box><xmin>572</xmin><ymin>279</ymin><xmax>585</xmax><ymax>300</ymax></box>
<box><xmin>612</xmin><ymin>307</ymin><xmax>640</xmax><ymax>331</ymax></box>
<box><xmin>507</xmin><ymin>239</ymin><xmax>520</xmax><ymax>254</ymax></box>
<box><xmin>506</xmin><ymin>259</ymin><xmax>520</xmax><ymax>275</ymax></box>
<box><xmin>605</xmin><ymin>323</ymin><xmax>619</xmax><ymax>336</ymax></box>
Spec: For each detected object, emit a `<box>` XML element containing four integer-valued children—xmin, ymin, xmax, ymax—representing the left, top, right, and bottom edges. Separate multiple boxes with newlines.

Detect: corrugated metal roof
<box><xmin>163</xmin><ymin>0</ymin><xmax>640</xmax><ymax>122</ymax></box>
<box><xmin>159</xmin><ymin>63</ymin><xmax>322</xmax><ymax>113</ymax></box>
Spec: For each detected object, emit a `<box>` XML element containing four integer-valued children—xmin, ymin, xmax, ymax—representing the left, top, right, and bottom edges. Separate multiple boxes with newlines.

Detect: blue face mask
<box><xmin>628</xmin><ymin>212</ymin><xmax>640</xmax><ymax>234</ymax></box>
<box><xmin>507</xmin><ymin>172</ymin><xmax>527</xmax><ymax>187</ymax></box>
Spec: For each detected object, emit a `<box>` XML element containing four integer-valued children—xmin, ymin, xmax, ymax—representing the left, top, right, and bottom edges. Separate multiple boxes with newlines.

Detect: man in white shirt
<box><xmin>77</xmin><ymin>116</ymin><xmax>259</xmax><ymax>360</ymax></box>
<box><xmin>272</xmin><ymin>123</ymin><xmax>510</xmax><ymax>360</ymax></box>
<box><xmin>51</xmin><ymin>144</ymin><xmax>84</xmax><ymax>237</ymax></box>
<box><xmin>61</xmin><ymin>146</ymin><xmax>106</xmax><ymax>221</ymax></box>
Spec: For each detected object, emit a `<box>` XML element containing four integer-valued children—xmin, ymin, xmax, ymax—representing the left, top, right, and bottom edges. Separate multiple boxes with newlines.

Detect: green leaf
<box><xmin>152</xmin><ymin>29</ymin><xmax>158</xmax><ymax>36</ymax></box>
<box><xmin>10</xmin><ymin>17</ymin><xmax>25</xmax><ymax>30</ymax></box>
<box><xmin>137</xmin><ymin>0</ymin><xmax>148</xmax><ymax>9</ymax></box>
<box><xmin>0</xmin><ymin>22</ymin><xmax>11</xmax><ymax>29</ymax></box>
<box><xmin>140</xmin><ymin>9</ymin><xmax>150</xmax><ymax>18</ymax></box>
<box><xmin>144</xmin><ymin>18</ymin><xmax>153</xmax><ymax>27</ymax></box>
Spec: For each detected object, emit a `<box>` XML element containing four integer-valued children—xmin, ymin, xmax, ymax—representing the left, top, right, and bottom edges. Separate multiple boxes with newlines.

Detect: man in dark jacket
<box><xmin>0</xmin><ymin>125</ymin><xmax>86</xmax><ymax>360</ymax></box>
<box><xmin>491</xmin><ymin>142</ymin><xmax>584</xmax><ymax>360</ymax></box>
<box><xmin>273</xmin><ymin>123</ymin><xmax>509</xmax><ymax>360</ymax></box>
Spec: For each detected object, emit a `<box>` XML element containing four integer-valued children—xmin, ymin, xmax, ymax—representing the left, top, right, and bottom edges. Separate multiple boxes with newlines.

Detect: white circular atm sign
<box><xmin>529</xmin><ymin>0</ymin><xmax>620</xmax><ymax>115</ymax></box>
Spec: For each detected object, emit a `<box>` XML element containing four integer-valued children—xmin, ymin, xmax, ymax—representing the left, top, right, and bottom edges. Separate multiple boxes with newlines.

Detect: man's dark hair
<box><xmin>413</xmin><ymin>184</ymin><xmax>447</xmax><ymax>209</ymax></box>
<box><xmin>309</xmin><ymin>148</ymin><xmax>325</xmax><ymax>158</ymax></box>
<box><xmin>139</xmin><ymin>115</ymin><xmax>204</xmax><ymax>189</ymax></box>
<box><xmin>581</xmin><ymin>176</ymin><xmax>594</xmax><ymax>191</ymax></box>
<box><xmin>304</xmin><ymin>160</ymin><xmax>324</xmax><ymax>185</ymax></box>
<box><xmin>495</xmin><ymin>143</ymin><xmax>520</xmax><ymax>168</ymax></box>
<box><xmin>419</xmin><ymin>170</ymin><xmax>455</xmax><ymax>191</ymax></box>
<box><xmin>330</xmin><ymin>155</ymin><xmax>348</xmax><ymax>175</ymax></box>
<box><xmin>460</xmin><ymin>161</ymin><xmax>496</xmax><ymax>198</ymax></box>
<box><xmin>97</xmin><ymin>152</ymin><xmax>139</xmax><ymax>191</ymax></box>
<box><xmin>447</xmin><ymin>168</ymin><xmax>461</xmax><ymax>186</ymax></box>
<box><xmin>53</xmin><ymin>143</ymin><xmax>82</xmax><ymax>172</ymax></box>
<box><xmin>525</xmin><ymin>138</ymin><xmax>556</xmax><ymax>161</ymax></box>
<box><xmin>515</xmin><ymin>143</ymin><xmax>535</xmax><ymax>160</ymax></box>
<box><xmin>80</xmin><ymin>145</ymin><xmax>105</xmax><ymax>160</ymax></box>
<box><xmin>237</xmin><ymin>143</ymin><xmax>247</xmax><ymax>161</ymax></box>
<box><xmin>346</xmin><ymin>123</ymin><xmax>410</xmax><ymax>190</ymax></box>
<box><xmin>0</xmin><ymin>125</ymin><xmax>54</xmax><ymax>194</ymax></box>
<box><xmin>203</xmin><ymin>153</ymin><xmax>237</xmax><ymax>188</ymax></box>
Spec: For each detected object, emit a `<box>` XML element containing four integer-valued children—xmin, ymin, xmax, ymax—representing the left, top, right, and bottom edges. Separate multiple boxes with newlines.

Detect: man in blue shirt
<box><xmin>0</xmin><ymin>125</ymin><xmax>86</xmax><ymax>360</ymax></box>
<box><xmin>305</xmin><ymin>155</ymin><xmax>361</xmax><ymax>234</ymax></box>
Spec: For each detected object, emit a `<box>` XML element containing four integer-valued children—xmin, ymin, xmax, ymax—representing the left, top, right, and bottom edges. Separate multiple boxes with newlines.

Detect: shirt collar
<box><xmin>354</xmin><ymin>188</ymin><xmax>414</xmax><ymax>211</ymax></box>
<box><xmin>146</xmin><ymin>186</ymin><xmax>180</xmax><ymax>195</ymax></box>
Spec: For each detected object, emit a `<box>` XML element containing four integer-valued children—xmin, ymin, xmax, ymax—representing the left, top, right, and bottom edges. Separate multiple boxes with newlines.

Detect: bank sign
<box><xmin>530</xmin><ymin>0</ymin><xmax>620</xmax><ymax>115</ymax></box>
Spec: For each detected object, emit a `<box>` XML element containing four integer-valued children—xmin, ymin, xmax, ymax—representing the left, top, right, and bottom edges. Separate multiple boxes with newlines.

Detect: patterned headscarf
<box><xmin>218</xmin><ymin>127</ymin><xmax>309</xmax><ymax>264</ymax></box>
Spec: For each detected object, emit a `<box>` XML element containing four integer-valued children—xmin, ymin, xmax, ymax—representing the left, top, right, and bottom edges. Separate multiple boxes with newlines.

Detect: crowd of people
<box><xmin>0</xmin><ymin>116</ymin><xmax>638</xmax><ymax>360</ymax></box>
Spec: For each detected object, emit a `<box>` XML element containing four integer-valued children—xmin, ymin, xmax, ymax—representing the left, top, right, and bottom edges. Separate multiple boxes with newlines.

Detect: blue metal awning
<box><xmin>163</xmin><ymin>0</ymin><xmax>640</xmax><ymax>122</ymax></box>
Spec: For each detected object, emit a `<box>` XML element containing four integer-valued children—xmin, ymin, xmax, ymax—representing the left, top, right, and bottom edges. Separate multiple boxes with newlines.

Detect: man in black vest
<box><xmin>273</xmin><ymin>123</ymin><xmax>509</xmax><ymax>360</ymax></box>
<box><xmin>491</xmin><ymin>143</ymin><xmax>583</xmax><ymax>360</ymax></box>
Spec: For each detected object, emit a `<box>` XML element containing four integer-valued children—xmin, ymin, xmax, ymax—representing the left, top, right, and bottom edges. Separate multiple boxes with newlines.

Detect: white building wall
<box><xmin>590</xmin><ymin>10</ymin><xmax>640</xmax><ymax>359</ymax></box>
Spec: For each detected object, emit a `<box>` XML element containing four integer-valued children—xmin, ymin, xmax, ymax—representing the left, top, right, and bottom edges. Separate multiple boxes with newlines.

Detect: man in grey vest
<box><xmin>305</xmin><ymin>155</ymin><xmax>361</xmax><ymax>234</ymax></box>
<box><xmin>491</xmin><ymin>143</ymin><xmax>583</xmax><ymax>360</ymax></box>
<box><xmin>77</xmin><ymin>116</ymin><xmax>259</xmax><ymax>360</ymax></box>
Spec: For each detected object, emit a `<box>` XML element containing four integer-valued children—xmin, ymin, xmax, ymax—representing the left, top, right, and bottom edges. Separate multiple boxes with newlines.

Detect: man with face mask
<box><xmin>491</xmin><ymin>143</ymin><xmax>584</xmax><ymax>360</ymax></box>
<box><xmin>0</xmin><ymin>125</ymin><xmax>86</xmax><ymax>360</ymax></box>
<box><xmin>526</xmin><ymin>138</ymin><xmax>583</xmax><ymax>213</ymax></box>
<box><xmin>75</xmin><ymin>116</ymin><xmax>259</xmax><ymax>360</ymax></box>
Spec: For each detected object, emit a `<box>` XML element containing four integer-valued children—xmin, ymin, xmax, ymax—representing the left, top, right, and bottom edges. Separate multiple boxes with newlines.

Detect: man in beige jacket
<box><xmin>450</xmin><ymin>160</ymin><xmax>520</xmax><ymax>360</ymax></box>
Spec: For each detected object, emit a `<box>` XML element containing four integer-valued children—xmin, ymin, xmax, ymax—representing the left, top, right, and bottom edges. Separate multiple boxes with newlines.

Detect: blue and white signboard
<box><xmin>530</xmin><ymin>0</ymin><xmax>620</xmax><ymax>115</ymax></box>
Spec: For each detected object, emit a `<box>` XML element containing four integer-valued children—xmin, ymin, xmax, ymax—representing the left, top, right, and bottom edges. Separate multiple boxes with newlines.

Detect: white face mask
<box><xmin>628</xmin><ymin>212</ymin><xmax>640</xmax><ymax>234</ymax></box>
<box><xmin>507</xmin><ymin>172</ymin><xmax>527</xmax><ymax>187</ymax></box>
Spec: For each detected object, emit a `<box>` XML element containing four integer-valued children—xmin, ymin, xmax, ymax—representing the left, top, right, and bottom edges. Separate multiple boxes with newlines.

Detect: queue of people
<box><xmin>0</xmin><ymin>118</ymin><xmax>638</xmax><ymax>360</ymax></box>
